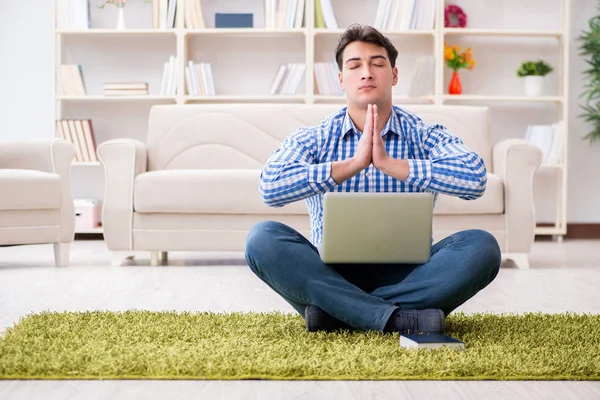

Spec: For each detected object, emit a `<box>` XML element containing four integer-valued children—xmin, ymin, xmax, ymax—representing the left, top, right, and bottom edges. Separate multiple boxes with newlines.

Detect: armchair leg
<box><xmin>503</xmin><ymin>253</ymin><xmax>530</xmax><ymax>270</ymax></box>
<box><xmin>53</xmin><ymin>243</ymin><xmax>70</xmax><ymax>267</ymax></box>
<box><xmin>160</xmin><ymin>251</ymin><xmax>168</xmax><ymax>264</ymax></box>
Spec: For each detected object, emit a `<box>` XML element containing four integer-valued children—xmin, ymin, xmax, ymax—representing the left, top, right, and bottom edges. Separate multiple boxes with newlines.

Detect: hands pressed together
<box><xmin>331</xmin><ymin>103</ymin><xmax>409</xmax><ymax>184</ymax></box>
<box><xmin>353</xmin><ymin>104</ymin><xmax>389</xmax><ymax>172</ymax></box>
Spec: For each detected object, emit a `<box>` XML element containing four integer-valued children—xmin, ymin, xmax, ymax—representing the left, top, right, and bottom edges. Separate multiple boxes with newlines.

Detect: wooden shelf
<box><xmin>184</xmin><ymin>95</ymin><xmax>306</xmax><ymax>103</ymax></box>
<box><xmin>443</xmin><ymin>28</ymin><xmax>563</xmax><ymax>38</ymax></box>
<box><xmin>57</xmin><ymin>29</ymin><xmax>177</xmax><ymax>36</ymax></box>
<box><xmin>314</xmin><ymin>29</ymin><xmax>435</xmax><ymax>37</ymax></box>
<box><xmin>185</xmin><ymin>28</ymin><xmax>307</xmax><ymax>37</ymax></box>
<box><xmin>57</xmin><ymin>95</ymin><xmax>177</xmax><ymax>102</ymax></box>
<box><xmin>313</xmin><ymin>95</ymin><xmax>435</xmax><ymax>103</ymax></box>
<box><xmin>442</xmin><ymin>95</ymin><xmax>564</xmax><ymax>103</ymax></box>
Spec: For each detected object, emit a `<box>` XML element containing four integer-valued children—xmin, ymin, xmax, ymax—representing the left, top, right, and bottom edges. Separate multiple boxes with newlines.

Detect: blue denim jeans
<box><xmin>245</xmin><ymin>220</ymin><xmax>501</xmax><ymax>332</ymax></box>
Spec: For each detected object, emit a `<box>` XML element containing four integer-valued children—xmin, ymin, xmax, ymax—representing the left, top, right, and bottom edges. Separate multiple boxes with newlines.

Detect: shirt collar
<box><xmin>341</xmin><ymin>107</ymin><xmax>403</xmax><ymax>139</ymax></box>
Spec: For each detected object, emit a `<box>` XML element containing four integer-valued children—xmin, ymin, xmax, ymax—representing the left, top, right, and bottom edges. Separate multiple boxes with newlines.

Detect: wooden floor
<box><xmin>1</xmin><ymin>239</ymin><xmax>599</xmax><ymax>399</ymax></box>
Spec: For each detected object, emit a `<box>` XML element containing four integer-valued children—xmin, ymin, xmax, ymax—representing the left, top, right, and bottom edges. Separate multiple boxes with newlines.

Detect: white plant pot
<box><xmin>116</xmin><ymin>7</ymin><xmax>126</xmax><ymax>30</ymax></box>
<box><xmin>524</xmin><ymin>76</ymin><xmax>544</xmax><ymax>97</ymax></box>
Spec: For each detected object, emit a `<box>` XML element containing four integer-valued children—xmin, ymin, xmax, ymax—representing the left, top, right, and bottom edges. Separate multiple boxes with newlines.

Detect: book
<box><xmin>400</xmin><ymin>333</ymin><xmax>465</xmax><ymax>350</ymax></box>
<box><xmin>215</xmin><ymin>13</ymin><xmax>253</xmax><ymax>28</ymax></box>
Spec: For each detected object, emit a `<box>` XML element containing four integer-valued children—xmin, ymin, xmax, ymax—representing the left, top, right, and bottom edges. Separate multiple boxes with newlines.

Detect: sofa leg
<box><xmin>503</xmin><ymin>253</ymin><xmax>530</xmax><ymax>270</ymax></box>
<box><xmin>160</xmin><ymin>251</ymin><xmax>168</xmax><ymax>264</ymax></box>
<box><xmin>150</xmin><ymin>251</ymin><xmax>159</xmax><ymax>266</ymax></box>
<box><xmin>53</xmin><ymin>243</ymin><xmax>70</xmax><ymax>267</ymax></box>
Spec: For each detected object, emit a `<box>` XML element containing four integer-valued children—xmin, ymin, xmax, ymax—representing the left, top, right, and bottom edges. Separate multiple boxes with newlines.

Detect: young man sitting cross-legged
<box><xmin>245</xmin><ymin>24</ymin><xmax>501</xmax><ymax>334</ymax></box>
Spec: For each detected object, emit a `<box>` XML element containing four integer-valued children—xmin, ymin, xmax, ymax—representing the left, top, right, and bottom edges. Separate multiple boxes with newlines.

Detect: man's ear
<box><xmin>338</xmin><ymin>70</ymin><xmax>345</xmax><ymax>90</ymax></box>
<box><xmin>392</xmin><ymin>66</ymin><xmax>399</xmax><ymax>86</ymax></box>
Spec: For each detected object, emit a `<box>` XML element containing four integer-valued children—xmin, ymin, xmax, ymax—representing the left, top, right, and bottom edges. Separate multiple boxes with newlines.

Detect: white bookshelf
<box><xmin>54</xmin><ymin>0</ymin><xmax>570</xmax><ymax>236</ymax></box>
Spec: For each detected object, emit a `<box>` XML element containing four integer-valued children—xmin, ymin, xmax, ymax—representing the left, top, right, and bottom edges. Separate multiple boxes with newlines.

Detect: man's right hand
<box><xmin>352</xmin><ymin>103</ymin><xmax>374</xmax><ymax>171</ymax></box>
<box><xmin>331</xmin><ymin>104</ymin><xmax>375</xmax><ymax>184</ymax></box>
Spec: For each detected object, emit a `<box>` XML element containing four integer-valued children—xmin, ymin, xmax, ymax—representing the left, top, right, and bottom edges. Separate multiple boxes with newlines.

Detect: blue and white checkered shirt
<box><xmin>259</xmin><ymin>105</ymin><xmax>487</xmax><ymax>245</ymax></box>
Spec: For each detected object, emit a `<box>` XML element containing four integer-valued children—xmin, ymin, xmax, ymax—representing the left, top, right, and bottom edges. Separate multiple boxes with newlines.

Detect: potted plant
<box><xmin>516</xmin><ymin>60</ymin><xmax>553</xmax><ymax>97</ymax></box>
<box><xmin>99</xmin><ymin>0</ymin><xmax>150</xmax><ymax>30</ymax></box>
<box><xmin>578</xmin><ymin>4</ymin><xmax>600</xmax><ymax>143</ymax></box>
<box><xmin>444</xmin><ymin>43</ymin><xmax>476</xmax><ymax>95</ymax></box>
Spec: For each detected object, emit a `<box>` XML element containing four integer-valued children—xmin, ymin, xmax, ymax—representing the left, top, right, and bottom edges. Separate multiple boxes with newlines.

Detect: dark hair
<box><xmin>334</xmin><ymin>24</ymin><xmax>398</xmax><ymax>70</ymax></box>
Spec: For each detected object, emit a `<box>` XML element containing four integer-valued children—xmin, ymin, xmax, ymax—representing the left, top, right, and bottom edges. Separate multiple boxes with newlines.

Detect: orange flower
<box><xmin>445</xmin><ymin>42</ymin><xmax>476</xmax><ymax>72</ymax></box>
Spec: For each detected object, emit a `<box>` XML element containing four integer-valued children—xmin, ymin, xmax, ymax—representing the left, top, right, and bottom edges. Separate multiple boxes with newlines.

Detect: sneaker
<box><xmin>305</xmin><ymin>305</ymin><xmax>354</xmax><ymax>332</ymax></box>
<box><xmin>393</xmin><ymin>309</ymin><xmax>445</xmax><ymax>334</ymax></box>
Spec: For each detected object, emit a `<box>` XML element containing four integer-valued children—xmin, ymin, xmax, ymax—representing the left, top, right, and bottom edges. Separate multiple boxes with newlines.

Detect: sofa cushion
<box><xmin>134</xmin><ymin>169</ymin><xmax>308</xmax><ymax>215</ymax></box>
<box><xmin>434</xmin><ymin>173</ymin><xmax>504</xmax><ymax>215</ymax></box>
<box><xmin>0</xmin><ymin>169</ymin><xmax>61</xmax><ymax>210</ymax></box>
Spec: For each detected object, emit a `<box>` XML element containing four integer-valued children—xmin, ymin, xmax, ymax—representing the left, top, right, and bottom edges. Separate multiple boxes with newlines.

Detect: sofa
<box><xmin>98</xmin><ymin>104</ymin><xmax>542</xmax><ymax>269</ymax></box>
<box><xmin>0</xmin><ymin>139</ymin><xmax>76</xmax><ymax>266</ymax></box>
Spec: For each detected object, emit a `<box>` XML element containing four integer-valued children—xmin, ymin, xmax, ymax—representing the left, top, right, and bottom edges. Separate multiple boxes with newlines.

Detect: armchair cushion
<box><xmin>0</xmin><ymin>169</ymin><xmax>61</xmax><ymax>210</ymax></box>
<box><xmin>433</xmin><ymin>173</ymin><xmax>504</xmax><ymax>215</ymax></box>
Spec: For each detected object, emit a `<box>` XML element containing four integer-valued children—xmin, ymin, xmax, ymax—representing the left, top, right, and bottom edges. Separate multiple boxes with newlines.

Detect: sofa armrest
<box><xmin>97</xmin><ymin>139</ymin><xmax>148</xmax><ymax>250</ymax></box>
<box><xmin>492</xmin><ymin>139</ymin><xmax>542</xmax><ymax>252</ymax></box>
<box><xmin>0</xmin><ymin>139</ymin><xmax>76</xmax><ymax>242</ymax></box>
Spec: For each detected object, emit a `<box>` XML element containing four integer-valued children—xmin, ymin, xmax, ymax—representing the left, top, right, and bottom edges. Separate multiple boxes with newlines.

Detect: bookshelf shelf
<box><xmin>185</xmin><ymin>28</ymin><xmax>307</xmax><ymax>37</ymax></box>
<box><xmin>54</xmin><ymin>0</ymin><xmax>571</xmax><ymax>236</ymax></box>
<box><xmin>57</xmin><ymin>95</ymin><xmax>177</xmax><ymax>101</ymax></box>
<box><xmin>184</xmin><ymin>95</ymin><xmax>306</xmax><ymax>103</ymax></box>
<box><xmin>313</xmin><ymin>29</ymin><xmax>435</xmax><ymax>37</ymax></box>
<box><xmin>442</xmin><ymin>95</ymin><xmax>565</xmax><ymax>103</ymax></box>
<box><xmin>443</xmin><ymin>28</ymin><xmax>563</xmax><ymax>38</ymax></box>
<box><xmin>57</xmin><ymin>29</ymin><xmax>177</xmax><ymax>36</ymax></box>
<box><xmin>313</xmin><ymin>95</ymin><xmax>436</xmax><ymax>104</ymax></box>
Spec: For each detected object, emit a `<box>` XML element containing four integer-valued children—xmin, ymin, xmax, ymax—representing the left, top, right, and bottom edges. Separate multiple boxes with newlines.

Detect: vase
<box><xmin>116</xmin><ymin>7</ymin><xmax>126</xmax><ymax>30</ymax></box>
<box><xmin>524</xmin><ymin>76</ymin><xmax>543</xmax><ymax>97</ymax></box>
<box><xmin>448</xmin><ymin>71</ymin><xmax>462</xmax><ymax>95</ymax></box>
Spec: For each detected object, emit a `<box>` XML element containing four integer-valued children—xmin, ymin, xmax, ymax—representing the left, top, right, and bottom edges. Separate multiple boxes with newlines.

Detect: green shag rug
<box><xmin>1</xmin><ymin>311</ymin><xmax>599</xmax><ymax>380</ymax></box>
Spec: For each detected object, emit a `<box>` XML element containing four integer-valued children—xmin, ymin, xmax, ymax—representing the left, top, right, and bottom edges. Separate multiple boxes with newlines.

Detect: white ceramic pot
<box><xmin>116</xmin><ymin>7</ymin><xmax>126</xmax><ymax>30</ymax></box>
<box><xmin>524</xmin><ymin>76</ymin><xmax>544</xmax><ymax>97</ymax></box>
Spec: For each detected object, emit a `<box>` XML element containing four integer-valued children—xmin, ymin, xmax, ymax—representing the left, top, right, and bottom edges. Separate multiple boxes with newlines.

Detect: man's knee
<box><xmin>458</xmin><ymin>229</ymin><xmax>501</xmax><ymax>274</ymax></box>
<box><xmin>246</xmin><ymin>220</ymin><xmax>290</xmax><ymax>248</ymax></box>
<box><xmin>469</xmin><ymin>229</ymin><xmax>501</xmax><ymax>279</ymax></box>
<box><xmin>245</xmin><ymin>220</ymin><xmax>293</xmax><ymax>272</ymax></box>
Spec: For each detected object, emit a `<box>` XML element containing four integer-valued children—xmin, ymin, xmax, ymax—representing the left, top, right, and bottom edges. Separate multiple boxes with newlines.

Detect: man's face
<box><xmin>338</xmin><ymin>41</ymin><xmax>398</xmax><ymax>107</ymax></box>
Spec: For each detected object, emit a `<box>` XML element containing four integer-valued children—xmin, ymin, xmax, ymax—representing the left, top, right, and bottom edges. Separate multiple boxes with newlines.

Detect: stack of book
<box><xmin>264</xmin><ymin>0</ymin><xmax>306</xmax><ymax>29</ymax></box>
<box><xmin>313</xmin><ymin>62</ymin><xmax>343</xmax><ymax>96</ymax></box>
<box><xmin>160</xmin><ymin>55</ymin><xmax>178</xmax><ymax>96</ymax></box>
<box><xmin>104</xmin><ymin>82</ymin><xmax>149</xmax><ymax>96</ymax></box>
<box><xmin>56</xmin><ymin>120</ymin><xmax>97</xmax><ymax>163</ymax></box>
<box><xmin>269</xmin><ymin>63</ymin><xmax>306</xmax><ymax>95</ymax></box>
<box><xmin>185</xmin><ymin>61</ymin><xmax>215</xmax><ymax>96</ymax></box>
<box><xmin>373</xmin><ymin>0</ymin><xmax>436</xmax><ymax>31</ymax></box>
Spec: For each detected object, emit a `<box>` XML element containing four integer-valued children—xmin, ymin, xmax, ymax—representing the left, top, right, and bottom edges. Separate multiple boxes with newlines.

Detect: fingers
<box><xmin>363</xmin><ymin>104</ymin><xmax>372</xmax><ymax>137</ymax></box>
<box><xmin>373</xmin><ymin>104</ymin><xmax>379</xmax><ymax>137</ymax></box>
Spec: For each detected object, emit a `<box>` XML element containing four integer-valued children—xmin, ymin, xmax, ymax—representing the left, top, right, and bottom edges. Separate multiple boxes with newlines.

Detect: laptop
<box><xmin>318</xmin><ymin>192</ymin><xmax>434</xmax><ymax>264</ymax></box>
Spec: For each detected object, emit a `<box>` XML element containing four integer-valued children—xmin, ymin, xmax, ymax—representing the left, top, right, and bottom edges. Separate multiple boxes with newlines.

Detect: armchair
<box><xmin>0</xmin><ymin>139</ymin><xmax>76</xmax><ymax>266</ymax></box>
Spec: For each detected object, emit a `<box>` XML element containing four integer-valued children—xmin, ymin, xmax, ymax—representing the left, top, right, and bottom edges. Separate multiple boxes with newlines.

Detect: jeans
<box><xmin>244</xmin><ymin>220</ymin><xmax>501</xmax><ymax>332</ymax></box>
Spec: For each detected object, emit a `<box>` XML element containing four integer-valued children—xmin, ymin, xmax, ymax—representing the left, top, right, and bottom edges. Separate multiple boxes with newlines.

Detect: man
<box><xmin>245</xmin><ymin>24</ymin><xmax>501</xmax><ymax>334</ymax></box>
